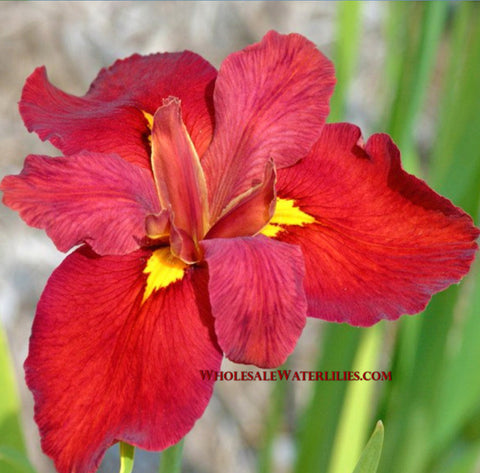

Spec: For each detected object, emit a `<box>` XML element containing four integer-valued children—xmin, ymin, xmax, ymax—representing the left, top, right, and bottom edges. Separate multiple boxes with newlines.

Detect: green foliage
<box><xmin>158</xmin><ymin>439</ymin><xmax>184</xmax><ymax>473</ymax></box>
<box><xmin>290</xmin><ymin>3</ymin><xmax>480</xmax><ymax>473</ymax></box>
<box><xmin>0</xmin><ymin>324</ymin><xmax>36</xmax><ymax>473</ymax></box>
<box><xmin>328</xmin><ymin>1</ymin><xmax>363</xmax><ymax>123</ymax></box>
<box><xmin>352</xmin><ymin>421</ymin><xmax>384</xmax><ymax>473</ymax></box>
<box><xmin>376</xmin><ymin>4</ymin><xmax>480</xmax><ymax>472</ymax></box>
<box><xmin>327</xmin><ymin>326</ymin><xmax>383</xmax><ymax>473</ymax></box>
<box><xmin>119</xmin><ymin>442</ymin><xmax>135</xmax><ymax>473</ymax></box>
<box><xmin>294</xmin><ymin>324</ymin><xmax>362</xmax><ymax>473</ymax></box>
<box><xmin>0</xmin><ymin>446</ymin><xmax>36</xmax><ymax>473</ymax></box>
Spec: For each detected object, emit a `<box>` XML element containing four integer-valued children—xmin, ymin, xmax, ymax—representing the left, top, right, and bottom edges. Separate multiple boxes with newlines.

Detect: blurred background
<box><xmin>1</xmin><ymin>2</ymin><xmax>479</xmax><ymax>473</ymax></box>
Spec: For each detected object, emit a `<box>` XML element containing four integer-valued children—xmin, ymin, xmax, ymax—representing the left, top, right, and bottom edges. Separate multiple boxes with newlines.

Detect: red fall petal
<box><xmin>274</xmin><ymin>123</ymin><xmax>479</xmax><ymax>326</ymax></box>
<box><xmin>202</xmin><ymin>30</ymin><xmax>335</xmax><ymax>221</ymax></box>
<box><xmin>25</xmin><ymin>247</ymin><xmax>222</xmax><ymax>473</ymax></box>
<box><xmin>20</xmin><ymin>52</ymin><xmax>216</xmax><ymax>168</ymax></box>
<box><xmin>202</xmin><ymin>235</ymin><xmax>307</xmax><ymax>368</ymax></box>
<box><xmin>1</xmin><ymin>152</ymin><xmax>161</xmax><ymax>255</ymax></box>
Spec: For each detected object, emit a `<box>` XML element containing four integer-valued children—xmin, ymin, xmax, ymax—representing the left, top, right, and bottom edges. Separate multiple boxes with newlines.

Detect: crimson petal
<box><xmin>20</xmin><ymin>52</ymin><xmax>216</xmax><ymax>168</ymax></box>
<box><xmin>151</xmin><ymin>97</ymin><xmax>208</xmax><ymax>262</ymax></box>
<box><xmin>206</xmin><ymin>160</ymin><xmax>276</xmax><ymax>239</ymax></box>
<box><xmin>202</xmin><ymin>31</ymin><xmax>335</xmax><ymax>221</ymax></box>
<box><xmin>202</xmin><ymin>235</ymin><xmax>307</xmax><ymax>368</ymax></box>
<box><xmin>274</xmin><ymin>123</ymin><xmax>479</xmax><ymax>326</ymax></box>
<box><xmin>1</xmin><ymin>152</ymin><xmax>161</xmax><ymax>255</ymax></box>
<box><xmin>25</xmin><ymin>247</ymin><xmax>221</xmax><ymax>473</ymax></box>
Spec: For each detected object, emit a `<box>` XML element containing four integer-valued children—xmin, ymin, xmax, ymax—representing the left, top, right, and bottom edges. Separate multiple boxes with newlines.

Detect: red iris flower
<box><xmin>1</xmin><ymin>31</ymin><xmax>478</xmax><ymax>473</ymax></box>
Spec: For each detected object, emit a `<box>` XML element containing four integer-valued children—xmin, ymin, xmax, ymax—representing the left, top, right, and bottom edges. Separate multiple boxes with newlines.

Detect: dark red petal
<box><xmin>1</xmin><ymin>152</ymin><xmax>160</xmax><ymax>255</ymax></box>
<box><xmin>206</xmin><ymin>160</ymin><xmax>276</xmax><ymax>239</ymax></box>
<box><xmin>25</xmin><ymin>247</ymin><xmax>221</xmax><ymax>473</ymax></box>
<box><xmin>202</xmin><ymin>31</ymin><xmax>335</xmax><ymax>221</ymax></box>
<box><xmin>202</xmin><ymin>235</ymin><xmax>307</xmax><ymax>368</ymax></box>
<box><xmin>274</xmin><ymin>123</ymin><xmax>479</xmax><ymax>326</ymax></box>
<box><xmin>20</xmin><ymin>52</ymin><xmax>216</xmax><ymax>168</ymax></box>
<box><xmin>151</xmin><ymin>97</ymin><xmax>208</xmax><ymax>262</ymax></box>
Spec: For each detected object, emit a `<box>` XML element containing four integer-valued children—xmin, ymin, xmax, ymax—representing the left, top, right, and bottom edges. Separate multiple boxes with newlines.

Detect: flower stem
<box><xmin>118</xmin><ymin>442</ymin><xmax>135</xmax><ymax>473</ymax></box>
<box><xmin>159</xmin><ymin>439</ymin><xmax>184</xmax><ymax>473</ymax></box>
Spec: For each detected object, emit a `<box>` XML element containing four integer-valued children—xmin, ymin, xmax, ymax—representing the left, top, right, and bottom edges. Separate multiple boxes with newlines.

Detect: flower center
<box><xmin>147</xmin><ymin>98</ymin><xmax>209</xmax><ymax>264</ymax></box>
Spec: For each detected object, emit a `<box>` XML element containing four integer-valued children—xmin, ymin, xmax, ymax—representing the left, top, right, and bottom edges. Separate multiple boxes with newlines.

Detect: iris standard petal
<box><xmin>271</xmin><ymin>123</ymin><xmax>479</xmax><ymax>326</ymax></box>
<box><xmin>25</xmin><ymin>246</ymin><xmax>222</xmax><ymax>473</ymax></box>
<box><xmin>20</xmin><ymin>52</ymin><xmax>216</xmax><ymax>168</ymax></box>
<box><xmin>202</xmin><ymin>235</ymin><xmax>307</xmax><ymax>368</ymax></box>
<box><xmin>202</xmin><ymin>30</ymin><xmax>335</xmax><ymax>221</ymax></box>
<box><xmin>1</xmin><ymin>152</ymin><xmax>161</xmax><ymax>255</ymax></box>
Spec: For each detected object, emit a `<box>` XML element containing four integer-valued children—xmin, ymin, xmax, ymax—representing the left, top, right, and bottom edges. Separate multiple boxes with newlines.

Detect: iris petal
<box><xmin>25</xmin><ymin>247</ymin><xmax>221</xmax><ymax>473</ymax></box>
<box><xmin>273</xmin><ymin>123</ymin><xmax>479</xmax><ymax>326</ymax></box>
<box><xmin>202</xmin><ymin>30</ymin><xmax>335</xmax><ymax>222</ymax></box>
<box><xmin>19</xmin><ymin>52</ymin><xmax>216</xmax><ymax>168</ymax></box>
<box><xmin>150</xmin><ymin>97</ymin><xmax>209</xmax><ymax>262</ymax></box>
<box><xmin>202</xmin><ymin>235</ymin><xmax>307</xmax><ymax>368</ymax></box>
<box><xmin>206</xmin><ymin>160</ymin><xmax>276</xmax><ymax>239</ymax></box>
<box><xmin>1</xmin><ymin>152</ymin><xmax>161</xmax><ymax>255</ymax></box>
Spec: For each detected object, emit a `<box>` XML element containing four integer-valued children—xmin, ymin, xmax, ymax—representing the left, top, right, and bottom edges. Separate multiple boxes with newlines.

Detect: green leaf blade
<box><xmin>0</xmin><ymin>323</ymin><xmax>35</xmax><ymax>473</ymax></box>
<box><xmin>352</xmin><ymin>421</ymin><xmax>384</xmax><ymax>473</ymax></box>
<box><xmin>159</xmin><ymin>439</ymin><xmax>184</xmax><ymax>473</ymax></box>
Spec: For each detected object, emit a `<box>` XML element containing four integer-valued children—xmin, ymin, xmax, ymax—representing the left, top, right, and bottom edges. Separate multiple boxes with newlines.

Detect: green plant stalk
<box><xmin>328</xmin><ymin>1</ymin><xmax>362</xmax><ymax>123</ymax></box>
<box><xmin>0</xmin><ymin>447</ymin><xmax>36</xmax><ymax>473</ymax></box>
<box><xmin>327</xmin><ymin>325</ymin><xmax>383</xmax><ymax>473</ymax></box>
<box><xmin>257</xmin><ymin>362</ymin><xmax>289</xmax><ymax>473</ymax></box>
<box><xmin>0</xmin><ymin>323</ymin><xmax>35</xmax><ymax>473</ymax></box>
<box><xmin>430</xmin><ymin>260</ymin><xmax>480</xmax><ymax>464</ymax></box>
<box><xmin>429</xmin><ymin>1</ymin><xmax>471</xmax><ymax>189</ymax></box>
<box><xmin>294</xmin><ymin>324</ymin><xmax>362</xmax><ymax>473</ymax></box>
<box><xmin>429</xmin><ymin>2</ymin><xmax>480</xmax><ymax>217</ymax></box>
<box><xmin>159</xmin><ymin>439</ymin><xmax>184</xmax><ymax>473</ymax></box>
<box><xmin>386</xmin><ymin>2</ymin><xmax>448</xmax><ymax>175</ymax></box>
<box><xmin>118</xmin><ymin>442</ymin><xmax>135</xmax><ymax>473</ymax></box>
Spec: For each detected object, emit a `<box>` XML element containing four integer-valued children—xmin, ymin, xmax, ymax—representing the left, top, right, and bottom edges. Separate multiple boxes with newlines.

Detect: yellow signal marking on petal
<box><xmin>142</xmin><ymin>111</ymin><xmax>154</xmax><ymax>130</ymax></box>
<box><xmin>261</xmin><ymin>224</ymin><xmax>283</xmax><ymax>237</ymax></box>
<box><xmin>142</xmin><ymin>111</ymin><xmax>154</xmax><ymax>144</ymax></box>
<box><xmin>261</xmin><ymin>198</ymin><xmax>315</xmax><ymax>237</ymax></box>
<box><xmin>142</xmin><ymin>247</ymin><xmax>187</xmax><ymax>303</ymax></box>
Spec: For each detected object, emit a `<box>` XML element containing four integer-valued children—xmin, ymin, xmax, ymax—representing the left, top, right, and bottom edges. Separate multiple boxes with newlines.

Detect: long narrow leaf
<box><xmin>0</xmin><ymin>323</ymin><xmax>34</xmax><ymax>473</ymax></box>
<box><xmin>352</xmin><ymin>421</ymin><xmax>384</xmax><ymax>473</ymax></box>
<box><xmin>159</xmin><ymin>439</ymin><xmax>184</xmax><ymax>473</ymax></box>
<box><xmin>257</xmin><ymin>362</ymin><xmax>290</xmax><ymax>473</ymax></box>
<box><xmin>386</xmin><ymin>2</ymin><xmax>448</xmax><ymax>174</ymax></box>
<box><xmin>0</xmin><ymin>447</ymin><xmax>36</xmax><ymax>473</ymax></box>
<box><xmin>294</xmin><ymin>324</ymin><xmax>361</xmax><ymax>473</ymax></box>
<box><xmin>327</xmin><ymin>325</ymin><xmax>383</xmax><ymax>473</ymax></box>
<box><xmin>328</xmin><ymin>1</ymin><xmax>362</xmax><ymax>122</ymax></box>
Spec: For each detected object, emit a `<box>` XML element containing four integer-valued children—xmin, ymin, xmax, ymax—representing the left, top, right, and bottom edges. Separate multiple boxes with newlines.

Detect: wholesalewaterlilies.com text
<box><xmin>199</xmin><ymin>370</ymin><xmax>392</xmax><ymax>382</ymax></box>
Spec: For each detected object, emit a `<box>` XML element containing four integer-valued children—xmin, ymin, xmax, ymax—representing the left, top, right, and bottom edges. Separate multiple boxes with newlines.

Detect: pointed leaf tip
<box><xmin>352</xmin><ymin>421</ymin><xmax>384</xmax><ymax>473</ymax></box>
